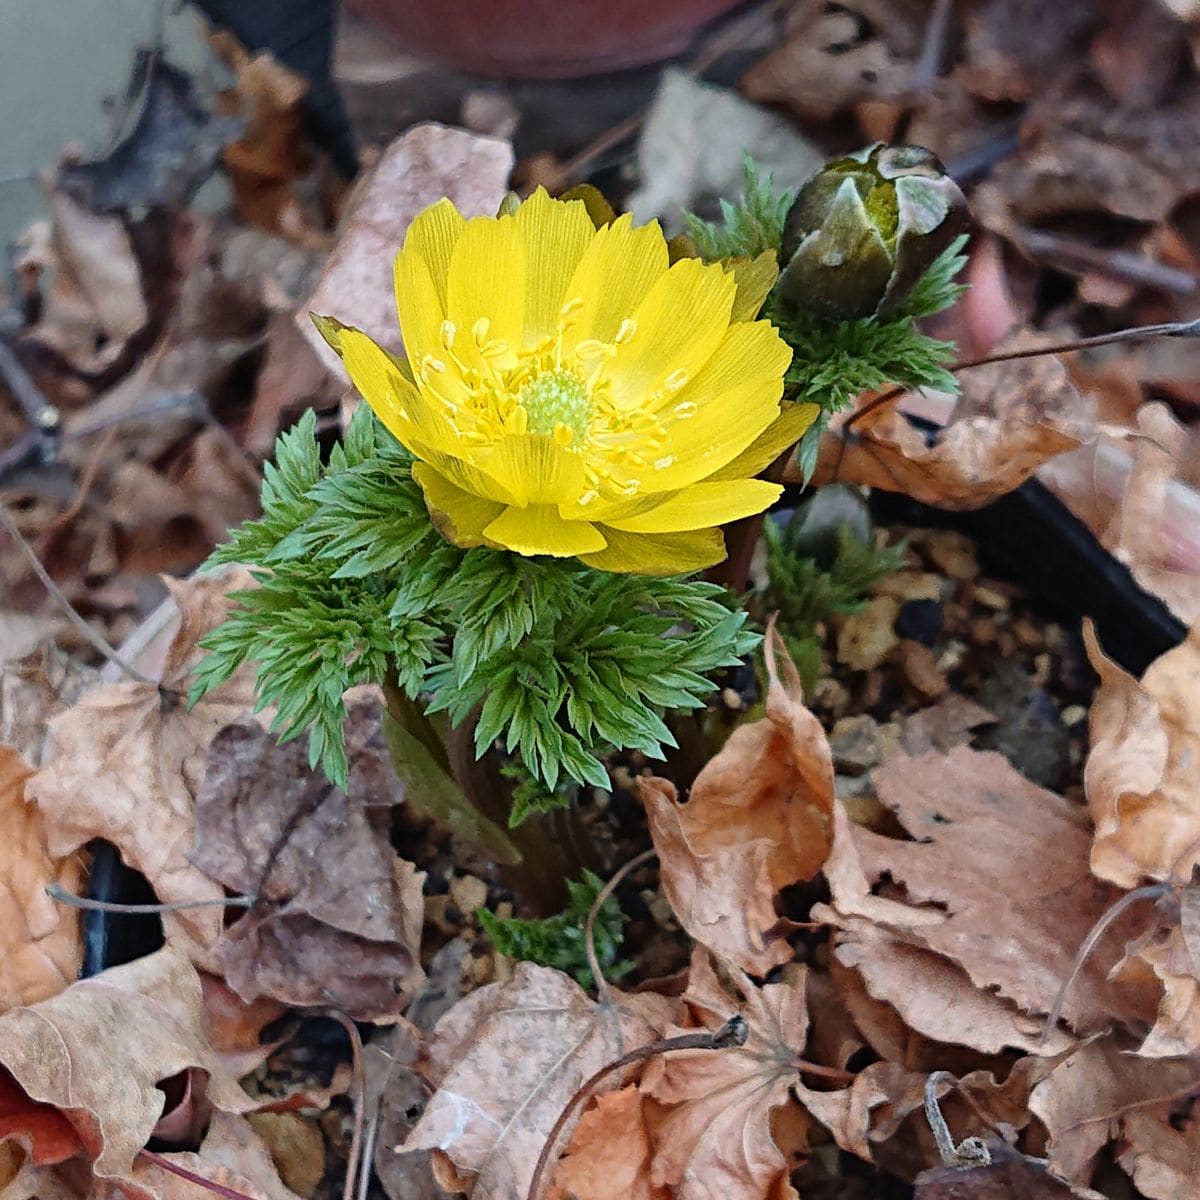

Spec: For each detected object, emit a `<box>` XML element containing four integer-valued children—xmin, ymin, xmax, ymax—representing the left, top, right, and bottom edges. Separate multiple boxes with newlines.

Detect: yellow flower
<box><xmin>325</xmin><ymin>189</ymin><xmax>816</xmax><ymax>574</ymax></box>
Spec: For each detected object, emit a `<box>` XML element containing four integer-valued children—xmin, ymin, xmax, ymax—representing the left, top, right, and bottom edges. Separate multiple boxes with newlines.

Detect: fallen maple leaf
<box><xmin>1083</xmin><ymin>620</ymin><xmax>1200</xmax><ymax>887</ymax></box>
<box><xmin>0</xmin><ymin>747</ymin><xmax>81</xmax><ymax>1012</ymax></box>
<box><xmin>1029</xmin><ymin>1037</ymin><xmax>1200</xmax><ymax>1188</ymax></box>
<box><xmin>0</xmin><ymin>946</ymin><xmax>253</xmax><ymax>1193</ymax></box>
<box><xmin>131</xmin><ymin>1111</ymin><xmax>304</xmax><ymax>1200</ymax></box>
<box><xmin>25</xmin><ymin>571</ymin><xmax>257</xmax><ymax>966</ymax></box>
<box><xmin>641</xmin><ymin>627</ymin><xmax>833</xmax><ymax>975</ymax></box>
<box><xmin>1117</xmin><ymin>1104</ymin><xmax>1200</xmax><ymax>1200</ymax></box>
<box><xmin>404</xmin><ymin>963</ymin><xmax>674</xmax><ymax>1200</ymax></box>
<box><xmin>640</xmin><ymin>948</ymin><xmax>811</xmax><ymax>1200</ymax></box>
<box><xmin>815</xmin><ymin>748</ymin><xmax>1155</xmax><ymax>1053</ymax></box>
<box><xmin>189</xmin><ymin>712</ymin><xmax>425</xmax><ymax>1020</ymax></box>
<box><xmin>797</xmin><ymin>344</ymin><xmax>1093</xmax><ymax>509</ymax></box>
<box><xmin>548</xmin><ymin>1086</ymin><xmax>666</xmax><ymax>1200</ymax></box>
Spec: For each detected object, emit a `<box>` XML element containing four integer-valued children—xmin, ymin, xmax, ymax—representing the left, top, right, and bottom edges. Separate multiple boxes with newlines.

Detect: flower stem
<box><xmin>380</xmin><ymin>665</ymin><xmax>596</xmax><ymax>914</ymax></box>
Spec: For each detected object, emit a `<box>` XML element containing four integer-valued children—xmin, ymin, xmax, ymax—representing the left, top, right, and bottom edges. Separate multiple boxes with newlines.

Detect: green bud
<box><xmin>776</xmin><ymin>144</ymin><xmax>969</xmax><ymax>321</ymax></box>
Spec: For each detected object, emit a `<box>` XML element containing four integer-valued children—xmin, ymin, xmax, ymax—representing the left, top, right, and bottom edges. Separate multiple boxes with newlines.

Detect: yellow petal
<box><xmin>446</xmin><ymin>213</ymin><xmax>527</xmax><ymax>360</ymax></box>
<box><xmin>401</xmin><ymin>199</ymin><xmax>465</xmax><ymax>309</ymax></box>
<box><xmin>412</xmin><ymin>462</ymin><xmax>505</xmax><ymax>548</ymax></box>
<box><xmin>562</xmin><ymin>214</ymin><xmax>668</xmax><ymax>346</ymax></box>
<box><xmin>514</xmin><ymin>189</ymin><xmax>595</xmax><ymax>345</ymax></box>
<box><xmin>340</xmin><ymin>327</ymin><xmax>453</xmax><ymax>452</ymax></box>
<box><xmin>602</xmin><ymin>256</ymin><xmax>735</xmax><ymax>413</ymax></box>
<box><xmin>581</xmin><ymin>526</ymin><xmax>726</xmax><ymax>575</ymax></box>
<box><xmin>641</xmin><ymin>320</ymin><xmax>791</xmax><ymax>492</ymax></box>
<box><xmin>415</xmin><ymin>443</ymin><xmax>523</xmax><ymax>507</ymax></box>
<box><xmin>485</xmin><ymin>434</ymin><xmax>586</xmax><ymax>506</ymax></box>
<box><xmin>706</xmin><ymin>401</ymin><xmax>820</xmax><ymax>482</ymax></box>
<box><xmin>394</xmin><ymin>245</ymin><xmax>449</xmax><ymax>368</ymax></box>
<box><xmin>726</xmin><ymin>252</ymin><xmax>780</xmax><ymax>323</ymax></box>
<box><xmin>484</xmin><ymin>505</ymin><xmax>607</xmax><ymax>557</ymax></box>
<box><xmin>310</xmin><ymin>314</ymin><xmax>416</xmax><ymax>382</ymax></box>
<box><xmin>606</xmin><ymin>478</ymin><xmax>781</xmax><ymax>533</ymax></box>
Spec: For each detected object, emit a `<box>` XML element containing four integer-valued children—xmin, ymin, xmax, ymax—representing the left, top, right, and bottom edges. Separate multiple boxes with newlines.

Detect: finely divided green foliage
<box><xmin>764</xmin><ymin>514</ymin><xmax>908</xmax><ymax>695</ymax></box>
<box><xmin>476</xmin><ymin>869</ymin><xmax>631</xmax><ymax>988</ymax></box>
<box><xmin>191</xmin><ymin>406</ymin><xmax>757</xmax><ymax>802</ymax></box>
<box><xmin>684</xmin><ymin>157</ymin><xmax>793</xmax><ymax>261</ymax></box>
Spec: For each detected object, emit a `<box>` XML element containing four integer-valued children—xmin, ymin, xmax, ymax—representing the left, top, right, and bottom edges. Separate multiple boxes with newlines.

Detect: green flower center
<box><xmin>520</xmin><ymin>368</ymin><xmax>592</xmax><ymax>441</ymax></box>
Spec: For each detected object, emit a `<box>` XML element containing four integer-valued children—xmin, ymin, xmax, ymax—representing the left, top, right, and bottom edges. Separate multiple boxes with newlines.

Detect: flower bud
<box><xmin>775</xmin><ymin>144</ymin><xmax>969</xmax><ymax>321</ymax></box>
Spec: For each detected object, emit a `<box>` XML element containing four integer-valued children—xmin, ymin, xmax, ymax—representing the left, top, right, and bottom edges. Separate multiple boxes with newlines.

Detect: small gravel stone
<box><xmin>896</xmin><ymin>639</ymin><xmax>949</xmax><ymax>699</ymax></box>
<box><xmin>828</xmin><ymin>714</ymin><xmax>901</xmax><ymax>776</ymax></box>
<box><xmin>873</xmin><ymin>571</ymin><xmax>945</xmax><ymax>602</ymax></box>
<box><xmin>972</xmin><ymin>583</ymin><xmax>1011</xmax><ymax>611</ymax></box>
<box><xmin>923</xmin><ymin>530</ymin><xmax>979</xmax><ymax>580</ymax></box>
<box><xmin>836</xmin><ymin>596</ymin><xmax>899</xmax><ymax>670</ymax></box>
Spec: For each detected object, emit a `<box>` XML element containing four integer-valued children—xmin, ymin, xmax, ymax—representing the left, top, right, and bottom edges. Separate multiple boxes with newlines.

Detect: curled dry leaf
<box><xmin>1083</xmin><ymin>620</ymin><xmax>1200</xmax><ymax>887</ymax></box>
<box><xmin>25</xmin><ymin>571</ymin><xmax>258</xmax><ymax>967</ymax></box>
<box><xmin>1118</xmin><ymin>918</ymin><xmax>1200</xmax><ymax>1057</ymax></box>
<box><xmin>17</xmin><ymin>191</ymin><xmax>147</xmax><ymax>375</ymax></box>
<box><xmin>0</xmin><ymin>946</ymin><xmax>252</xmax><ymax>1194</ymax></box>
<box><xmin>1117</xmin><ymin>1105</ymin><xmax>1200</xmax><ymax>1200</ymax></box>
<box><xmin>129</xmin><ymin>1111</ymin><xmax>304</xmax><ymax>1200</ymax></box>
<box><xmin>189</xmin><ymin>712</ymin><xmax>425</xmax><ymax>1021</ymax></box>
<box><xmin>815</xmin><ymin>747</ymin><xmax>1154</xmax><ymax>1054</ymax></box>
<box><xmin>1029</xmin><ymin>1037</ymin><xmax>1200</xmax><ymax>1187</ymax></box>
<box><xmin>797</xmin><ymin>345</ymin><xmax>1093</xmax><ymax>509</ymax></box>
<box><xmin>548</xmin><ymin>1086</ymin><xmax>665</xmax><ymax>1200</ymax></box>
<box><xmin>641</xmin><ymin>627</ymin><xmax>833</xmax><ymax>975</ymax></box>
<box><xmin>0</xmin><ymin>747</ymin><xmax>81</xmax><ymax>1012</ymax></box>
<box><xmin>641</xmin><ymin>948</ymin><xmax>809</xmax><ymax>1200</ymax></box>
<box><xmin>404</xmin><ymin>963</ymin><xmax>675</xmax><ymax>1200</ymax></box>
<box><xmin>1041</xmin><ymin>402</ymin><xmax>1200</xmax><ymax>626</ymax></box>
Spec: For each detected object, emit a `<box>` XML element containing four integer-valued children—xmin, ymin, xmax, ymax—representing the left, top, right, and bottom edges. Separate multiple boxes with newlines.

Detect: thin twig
<box><xmin>924</xmin><ymin>1072</ymin><xmax>992</xmax><ymax>1169</ymax></box>
<box><xmin>1039</xmin><ymin>884</ymin><xmax>1168</xmax><ymax>1045</ymax></box>
<box><xmin>0</xmin><ymin>497</ymin><xmax>156</xmax><ymax>685</ymax></box>
<box><xmin>140</xmin><ymin>1150</ymin><xmax>258</xmax><ymax>1200</ymax></box>
<box><xmin>1013</xmin><ymin>226</ymin><xmax>1199</xmax><ymax>296</ymax></box>
<box><xmin>585</xmin><ymin>848</ymin><xmax>656</xmax><ymax>1008</ymax></box>
<box><xmin>315</xmin><ymin>1009</ymin><xmax>366</xmax><ymax>1200</ymax></box>
<box><xmin>46</xmin><ymin>883</ymin><xmax>256</xmax><ymax>914</ymax></box>
<box><xmin>356</xmin><ymin>1114</ymin><xmax>380</xmax><ymax>1200</ymax></box>
<box><xmin>526</xmin><ymin>1017</ymin><xmax>748</xmax><ymax>1200</ymax></box>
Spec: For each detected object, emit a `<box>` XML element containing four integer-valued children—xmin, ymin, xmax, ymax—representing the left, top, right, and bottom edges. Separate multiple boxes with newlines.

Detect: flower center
<box><xmin>520</xmin><ymin>368</ymin><xmax>591</xmax><ymax>442</ymax></box>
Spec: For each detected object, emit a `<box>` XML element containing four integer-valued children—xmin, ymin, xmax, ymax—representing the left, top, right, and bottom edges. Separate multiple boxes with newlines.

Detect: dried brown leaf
<box><xmin>548</xmin><ymin>1086</ymin><xmax>667</xmax><ymax>1200</ymax></box>
<box><xmin>1117</xmin><ymin>1104</ymin><xmax>1200</xmax><ymax>1200</ymax></box>
<box><xmin>0</xmin><ymin>946</ymin><xmax>252</xmax><ymax>1190</ymax></box>
<box><xmin>1029</xmin><ymin>1038</ymin><xmax>1200</xmax><ymax>1186</ymax></box>
<box><xmin>18</xmin><ymin>191</ymin><xmax>147</xmax><ymax>374</ymax></box>
<box><xmin>642</xmin><ymin>628</ymin><xmax>833</xmax><ymax>974</ymax></box>
<box><xmin>641</xmin><ymin>948</ymin><xmax>810</xmax><ymax>1200</ymax></box>
<box><xmin>25</xmin><ymin>571</ymin><xmax>257</xmax><ymax>966</ymax></box>
<box><xmin>0</xmin><ymin>747</ymin><xmax>81</xmax><ymax>1012</ymax></box>
<box><xmin>131</xmin><ymin>1111</ymin><xmax>304</xmax><ymax>1200</ymax></box>
<box><xmin>1123</xmin><ymin>921</ymin><xmax>1200</xmax><ymax>1057</ymax></box>
<box><xmin>817</xmin><ymin>748</ymin><xmax>1155</xmax><ymax>1052</ymax></box>
<box><xmin>742</xmin><ymin>0</ymin><xmax>923</xmax><ymax>120</ymax></box>
<box><xmin>799</xmin><ymin>348</ymin><xmax>1092</xmax><ymax>509</ymax></box>
<box><xmin>404</xmin><ymin>963</ymin><xmax>673</xmax><ymax>1200</ymax></box>
<box><xmin>190</xmin><ymin>713</ymin><xmax>424</xmax><ymax>1020</ymax></box>
<box><xmin>1084</xmin><ymin>620</ymin><xmax>1200</xmax><ymax>887</ymax></box>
